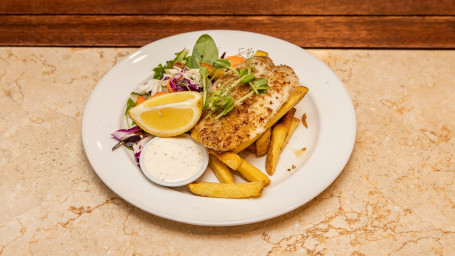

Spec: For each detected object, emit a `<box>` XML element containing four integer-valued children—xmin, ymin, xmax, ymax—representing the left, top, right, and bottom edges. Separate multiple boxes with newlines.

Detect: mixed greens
<box><xmin>152</xmin><ymin>49</ymin><xmax>190</xmax><ymax>79</ymax></box>
<box><xmin>112</xmin><ymin>34</ymin><xmax>270</xmax><ymax>165</ymax></box>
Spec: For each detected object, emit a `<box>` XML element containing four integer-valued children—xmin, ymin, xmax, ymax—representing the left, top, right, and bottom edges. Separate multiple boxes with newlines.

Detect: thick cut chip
<box><xmin>213</xmin><ymin>151</ymin><xmax>270</xmax><ymax>185</ymax></box>
<box><xmin>265</xmin><ymin>123</ymin><xmax>288</xmax><ymax>175</ymax></box>
<box><xmin>188</xmin><ymin>181</ymin><xmax>265</xmax><ymax>198</ymax></box>
<box><xmin>237</xmin><ymin>159</ymin><xmax>270</xmax><ymax>186</ymax></box>
<box><xmin>282</xmin><ymin>117</ymin><xmax>300</xmax><ymax>152</ymax></box>
<box><xmin>209</xmin><ymin>154</ymin><xmax>235</xmax><ymax>183</ymax></box>
<box><xmin>211</xmin><ymin>152</ymin><xmax>243</xmax><ymax>170</ymax></box>
<box><xmin>255</xmin><ymin>128</ymin><xmax>271</xmax><ymax>157</ymax></box>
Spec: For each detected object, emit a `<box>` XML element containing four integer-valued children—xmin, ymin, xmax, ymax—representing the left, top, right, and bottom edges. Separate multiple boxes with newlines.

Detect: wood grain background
<box><xmin>1</xmin><ymin>0</ymin><xmax>454</xmax><ymax>48</ymax></box>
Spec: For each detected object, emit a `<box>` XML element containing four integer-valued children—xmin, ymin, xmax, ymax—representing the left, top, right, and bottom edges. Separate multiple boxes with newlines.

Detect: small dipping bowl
<box><xmin>139</xmin><ymin>134</ymin><xmax>208</xmax><ymax>187</ymax></box>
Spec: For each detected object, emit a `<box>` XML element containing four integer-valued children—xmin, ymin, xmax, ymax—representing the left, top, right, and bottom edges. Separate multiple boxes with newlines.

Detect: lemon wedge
<box><xmin>129</xmin><ymin>91</ymin><xmax>202</xmax><ymax>137</ymax></box>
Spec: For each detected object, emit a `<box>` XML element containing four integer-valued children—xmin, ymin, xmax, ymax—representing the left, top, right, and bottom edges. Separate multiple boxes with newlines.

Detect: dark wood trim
<box><xmin>1</xmin><ymin>15</ymin><xmax>454</xmax><ymax>48</ymax></box>
<box><xmin>1</xmin><ymin>0</ymin><xmax>454</xmax><ymax>15</ymax></box>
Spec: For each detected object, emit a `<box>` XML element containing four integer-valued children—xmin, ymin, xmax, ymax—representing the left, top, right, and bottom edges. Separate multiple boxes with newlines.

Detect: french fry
<box><xmin>250</xmin><ymin>108</ymin><xmax>294</xmax><ymax>157</ymax></box>
<box><xmin>272</xmin><ymin>86</ymin><xmax>307</xmax><ymax>125</ymax></box>
<box><xmin>209</xmin><ymin>154</ymin><xmax>235</xmax><ymax>183</ymax></box>
<box><xmin>214</xmin><ymin>151</ymin><xmax>270</xmax><ymax>185</ymax></box>
<box><xmin>212</xmin><ymin>152</ymin><xmax>243</xmax><ymax>170</ymax></box>
<box><xmin>265</xmin><ymin>123</ymin><xmax>288</xmax><ymax>175</ymax></box>
<box><xmin>264</xmin><ymin>108</ymin><xmax>297</xmax><ymax>175</ymax></box>
<box><xmin>279</xmin><ymin>108</ymin><xmax>296</xmax><ymax>128</ymax></box>
<box><xmin>237</xmin><ymin>159</ymin><xmax>270</xmax><ymax>186</ymax></box>
<box><xmin>233</xmin><ymin>86</ymin><xmax>308</xmax><ymax>153</ymax></box>
<box><xmin>246</xmin><ymin>143</ymin><xmax>257</xmax><ymax>154</ymax></box>
<box><xmin>282</xmin><ymin>117</ymin><xmax>300</xmax><ymax>152</ymax></box>
<box><xmin>255</xmin><ymin>128</ymin><xmax>271</xmax><ymax>157</ymax></box>
<box><xmin>188</xmin><ymin>181</ymin><xmax>265</xmax><ymax>198</ymax></box>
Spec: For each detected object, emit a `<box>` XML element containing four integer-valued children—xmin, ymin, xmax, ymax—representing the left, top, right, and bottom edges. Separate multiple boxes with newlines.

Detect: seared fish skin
<box><xmin>192</xmin><ymin>56</ymin><xmax>299</xmax><ymax>152</ymax></box>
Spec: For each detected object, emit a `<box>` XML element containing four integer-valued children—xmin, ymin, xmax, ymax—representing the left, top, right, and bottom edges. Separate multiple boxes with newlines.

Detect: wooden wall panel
<box><xmin>1</xmin><ymin>0</ymin><xmax>454</xmax><ymax>15</ymax></box>
<box><xmin>1</xmin><ymin>15</ymin><xmax>454</xmax><ymax>48</ymax></box>
<box><xmin>0</xmin><ymin>0</ymin><xmax>454</xmax><ymax>48</ymax></box>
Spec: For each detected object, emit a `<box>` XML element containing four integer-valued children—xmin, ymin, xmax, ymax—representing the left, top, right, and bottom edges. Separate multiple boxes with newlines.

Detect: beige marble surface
<box><xmin>0</xmin><ymin>48</ymin><xmax>454</xmax><ymax>255</ymax></box>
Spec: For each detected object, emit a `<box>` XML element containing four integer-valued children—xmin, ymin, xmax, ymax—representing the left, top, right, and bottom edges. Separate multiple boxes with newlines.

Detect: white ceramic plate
<box><xmin>82</xmin><ymin>30</ymin><xmax>356</xmax><ymax>226</ymax></box>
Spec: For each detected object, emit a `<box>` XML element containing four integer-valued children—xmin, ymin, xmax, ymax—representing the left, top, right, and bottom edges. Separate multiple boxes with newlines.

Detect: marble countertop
<box><xmin>0</xmin><ymin>48</ymin><xmax>454</xmax><ymax>255</ymax></box>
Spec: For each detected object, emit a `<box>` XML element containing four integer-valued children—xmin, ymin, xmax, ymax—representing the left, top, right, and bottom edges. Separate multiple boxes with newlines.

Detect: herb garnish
<box><xmin>205</xmin><ymin>53</ymin><xmax>269</xmax><ymax>119</ymax></box>
<box><xmin>204</xmin><ymin>85</ymin><xmax>235</xmax><ymax>120</ymax></box>
<box><xmin>199</xmin><ymin>66</ymin><xmax>209</xmax><ymax>109</ymax></box>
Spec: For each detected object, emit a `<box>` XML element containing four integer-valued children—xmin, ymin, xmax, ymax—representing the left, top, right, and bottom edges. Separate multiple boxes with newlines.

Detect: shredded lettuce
<box><xmin>153</xmin><ymin>49</ymin><xmax>190</xmax><ymax>79</ymax></box>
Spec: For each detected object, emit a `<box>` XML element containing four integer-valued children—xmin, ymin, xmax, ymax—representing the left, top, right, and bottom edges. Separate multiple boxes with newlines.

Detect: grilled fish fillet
<box><xmin>192</xmin><ymin>56</ymin><xmax>299</xmax><ymax>152</ymax></box>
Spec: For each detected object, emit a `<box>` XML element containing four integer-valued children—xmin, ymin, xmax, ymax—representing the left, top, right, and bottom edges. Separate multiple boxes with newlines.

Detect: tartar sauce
<box><xmin>141</xmin><ymin>135</ymin><xmax>205</xmax><ymax>184</ymax></box>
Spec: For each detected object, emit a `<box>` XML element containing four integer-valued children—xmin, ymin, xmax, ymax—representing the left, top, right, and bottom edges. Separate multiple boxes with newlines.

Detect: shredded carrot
<box><xmin>136</xmin><ymin>95</ymin><xmax>146</xmax><ymax>106</ymax></box>
<box><xmin>200</xmin><ymin>62</ymin><xmax>225</xmax><ymax>79</ymax></box>
<box><xmin>225</xmin><ymin>55</ymin><xmax>246</xmax><ymax>67</ymax></box>
<box><xmin>151</xmin><ymin>92</ymin><xmax>168</xmax><ymax>98</ymax></box>
<box><xmin>167</xmin><ymin>82</ymin><xmax>175</xmax><ymax>92</ymax></box>
<box><xmin>167</xmin><ymin>75</ymin><xmax>179</xmax><ymax>92</ymax></box>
